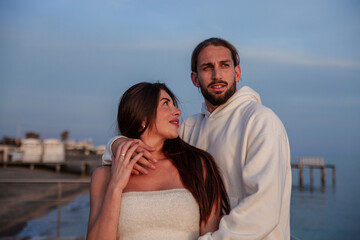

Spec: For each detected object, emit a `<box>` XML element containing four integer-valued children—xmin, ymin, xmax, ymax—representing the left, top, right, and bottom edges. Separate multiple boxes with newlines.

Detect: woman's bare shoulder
<box><xmin>91</xmin><ymin>166</ymin><xmax>112</xmax><ymax>186</ymax></box>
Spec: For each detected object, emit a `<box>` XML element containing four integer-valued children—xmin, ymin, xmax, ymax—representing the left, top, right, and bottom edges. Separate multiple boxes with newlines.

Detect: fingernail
<box><xmin>151</xmin><ymin>165</ymin><xmax>156</xmax><ymax>169</ymax></box>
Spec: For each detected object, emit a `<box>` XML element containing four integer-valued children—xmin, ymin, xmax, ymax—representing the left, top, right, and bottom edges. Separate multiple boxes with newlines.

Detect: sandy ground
<box><xmin>0</xmin><ymin>162</ymin><xmax>99</xmax><ymax>238</ymax></box>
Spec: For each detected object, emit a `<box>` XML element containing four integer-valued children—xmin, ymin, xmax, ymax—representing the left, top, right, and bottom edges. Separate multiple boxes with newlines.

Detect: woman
<box><xmin>87</xmin><ymin>82</ymin><xmax>230</xmax><ymax>240</ymax></box>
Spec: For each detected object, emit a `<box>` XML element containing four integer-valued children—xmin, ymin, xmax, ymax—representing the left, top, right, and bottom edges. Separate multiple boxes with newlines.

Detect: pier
<box><xmin>291</xmin><ymin>156</ymin><xmax>336</xmax><ymax>188</ymax></box>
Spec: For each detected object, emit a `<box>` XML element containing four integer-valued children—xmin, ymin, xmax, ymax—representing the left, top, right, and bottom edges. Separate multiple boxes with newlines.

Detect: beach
<box><xmin>0</xmin><ymin>157</ymin><xmax>100</xmax><ymax>238</ymax></box>
<box><xmin>1</xmin><ymin>155</ymin><xmax>359</xmax><ymax>239</ymax></box>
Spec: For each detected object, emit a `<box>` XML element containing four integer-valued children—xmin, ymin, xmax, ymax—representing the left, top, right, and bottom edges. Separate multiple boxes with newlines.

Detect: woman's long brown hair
<box><xmin>117</xmin><ymin>82</ymin><xmax>230</xmax><ymax>223</ymax></box>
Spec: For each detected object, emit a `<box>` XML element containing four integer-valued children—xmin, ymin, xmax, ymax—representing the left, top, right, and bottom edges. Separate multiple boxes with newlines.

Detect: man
<box><xmin>103</xmin><ymin>38</ymin><xmax>291</xmax><ymax>239</ymax></box>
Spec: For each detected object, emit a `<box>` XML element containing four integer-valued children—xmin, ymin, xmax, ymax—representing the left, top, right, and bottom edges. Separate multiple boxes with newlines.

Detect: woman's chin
<box><xmin>166</xmin><ymin>134</ymin><xmax>179</xmax><ymax>140</ymax></box>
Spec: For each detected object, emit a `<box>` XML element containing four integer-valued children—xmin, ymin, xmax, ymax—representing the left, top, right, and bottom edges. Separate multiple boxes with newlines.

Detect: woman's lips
<box><xmin>169</xmin><ymin>119</ymin><xmax>179</xmax><ymax>126</ymax></box>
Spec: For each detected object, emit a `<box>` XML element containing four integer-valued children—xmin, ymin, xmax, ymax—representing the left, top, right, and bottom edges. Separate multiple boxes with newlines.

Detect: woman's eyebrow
<box><xmin>160</xmin><ymin>97</ymin><xmax>171</xmax><ymax>102</ymax></box>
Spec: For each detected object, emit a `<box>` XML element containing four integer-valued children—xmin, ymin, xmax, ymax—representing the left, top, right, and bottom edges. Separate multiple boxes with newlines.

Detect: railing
<box><xmin>0</xmin><ymin>179</ymin><xmax>90</xmax><ymax>238</ymax></box>
<box><xmin>2</xmin><ymin>161</ymin><xmax>100</xmax><ymax>176</ymax></box>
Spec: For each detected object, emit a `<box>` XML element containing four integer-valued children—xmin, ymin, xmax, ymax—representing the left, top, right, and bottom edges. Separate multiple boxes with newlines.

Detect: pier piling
<box><xmin>291</xmin><ymin>156</ymin><xmax>335</xmax><ymax>189</ymax></box>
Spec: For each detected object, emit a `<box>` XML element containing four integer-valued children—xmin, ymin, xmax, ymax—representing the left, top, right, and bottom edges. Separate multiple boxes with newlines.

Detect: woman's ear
<box><xmin>140</xmin><ymin>120</ymin><xmax>146</xmax><ymax>131</ymax></box>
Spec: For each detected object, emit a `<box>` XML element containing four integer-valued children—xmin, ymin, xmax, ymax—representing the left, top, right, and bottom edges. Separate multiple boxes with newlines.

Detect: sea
<box><xmin>14</xmin><ymin>156</ymin><xmax>360</xmax><ymax>240</ymax></box>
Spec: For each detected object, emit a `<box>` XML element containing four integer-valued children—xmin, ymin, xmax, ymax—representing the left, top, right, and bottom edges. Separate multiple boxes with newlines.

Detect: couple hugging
<box><xmin>87</xmin><ymin>38</ymin><xmax>292</xmax><ymax>240</ymax></box>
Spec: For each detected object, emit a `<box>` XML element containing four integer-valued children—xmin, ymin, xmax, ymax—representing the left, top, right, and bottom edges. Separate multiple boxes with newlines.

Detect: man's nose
<box><xmin>212</xmin><ymin>66</ymin><xmax>222</xmax><ymax>79</ymax></box>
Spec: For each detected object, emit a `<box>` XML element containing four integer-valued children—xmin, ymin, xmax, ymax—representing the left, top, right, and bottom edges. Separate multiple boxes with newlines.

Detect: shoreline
<box><xmin>0</xmin><ymin>165</ymin><xmax>95</xmax><ymax>237</ymax></box>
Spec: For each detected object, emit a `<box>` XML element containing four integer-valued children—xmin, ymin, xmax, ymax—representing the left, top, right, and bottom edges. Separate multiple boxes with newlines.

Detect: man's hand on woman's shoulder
<box><xmin>111</xmin><ymin>137</ymin><xmax>157</xmax><ymax>175</ymax></box>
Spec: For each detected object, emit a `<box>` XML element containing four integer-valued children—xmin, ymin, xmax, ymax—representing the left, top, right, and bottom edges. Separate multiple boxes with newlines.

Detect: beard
<box><xmin>198</xmin><ymin>78</ymin><xmax>237</xmax><ymax>107</ymax></box>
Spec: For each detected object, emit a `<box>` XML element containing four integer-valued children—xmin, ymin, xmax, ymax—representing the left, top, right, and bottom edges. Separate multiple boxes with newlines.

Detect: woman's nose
<box><xmin>173</xmin><ymin>107</ymin><xmax>181</xmax><ymax>116</ymax></box>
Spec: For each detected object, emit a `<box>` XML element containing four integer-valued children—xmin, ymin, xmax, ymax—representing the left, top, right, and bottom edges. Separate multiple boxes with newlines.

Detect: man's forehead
<box><xmin>198</xmin><ymin>45</ymin><xmax>232</xmax><ymax>63</ymax></box>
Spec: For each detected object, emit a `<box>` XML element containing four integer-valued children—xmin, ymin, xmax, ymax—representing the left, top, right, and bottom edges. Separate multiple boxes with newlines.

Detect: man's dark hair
<box><xmin>191</xmin><ymin>37</ymin><xmax>240</xmax><ymax>72</ymax></box>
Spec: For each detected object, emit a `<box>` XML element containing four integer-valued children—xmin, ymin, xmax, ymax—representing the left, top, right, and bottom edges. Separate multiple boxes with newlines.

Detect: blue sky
<box><xmin>1</xmin><ymin>0</ymin><xmax>359</xmax><ymax>157</ymax></box>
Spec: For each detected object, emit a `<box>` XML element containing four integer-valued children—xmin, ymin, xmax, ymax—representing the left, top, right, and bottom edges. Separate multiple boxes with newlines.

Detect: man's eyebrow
<box><xmin>199</xmin><ymin>62</ymin><xmax>213</xmax><ymax>68</ymax></box>
<box><xmin>218</xmin><ymin>59</ymin><xmax>232</xmax><ymax>65</ymax></box>
<box><xmin>199</xmin><ymin>59</ymin><xmax>232</xmax><ymax>67</ymax></box>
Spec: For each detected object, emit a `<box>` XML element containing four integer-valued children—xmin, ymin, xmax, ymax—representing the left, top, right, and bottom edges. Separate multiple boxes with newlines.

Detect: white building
<box><xmin>66</xmin><ymin>139</ymin><xmax>93</xmax><ymax>155</ymax></box>
<box><xmin>20</xmin><ymin>138</ymin><xmax>42</xmax><ymax>162</ymax></box>
<box><xmin>43</xmin><ymin>138</ymin><xmax>65</xmax><ymax>162</ymax></box>
<box><xmin>0</xmin><ymin>145</ymin><xmax>21</xmax><ymax>163</ymax></box>
<box><xmin>92</xmin><ymin>145</ymin><xmax>106</xmax><ymax>155</ymax></box>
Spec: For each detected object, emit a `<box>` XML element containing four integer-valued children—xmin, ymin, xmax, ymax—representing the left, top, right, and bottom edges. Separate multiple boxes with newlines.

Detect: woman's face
<box><xmin>147</xmin><ymin>89</ymin><xmax>181</xmax><ymax>140</ymax></box>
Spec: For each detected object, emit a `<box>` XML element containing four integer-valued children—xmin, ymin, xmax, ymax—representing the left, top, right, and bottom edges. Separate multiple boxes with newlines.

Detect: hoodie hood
<box><xmin>201</xmin><ymin>86</ymin><xmax>261</xmax><ymax>118</ymax></box>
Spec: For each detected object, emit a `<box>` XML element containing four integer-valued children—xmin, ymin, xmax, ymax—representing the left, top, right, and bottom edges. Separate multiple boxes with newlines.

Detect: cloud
<box><xmin>239</xmin><ymin>45</ymin><xmax>360</xmax><ymax>70</ymax></box>
<box><xmin>288</xmin><ymin>95</ymin><xmax>360</xmax><ymax>107</ymax></box>
<box><xmin>109</xmin><ymin>40</ymin><xmax>360</xmax><ymax>70</ymax></box>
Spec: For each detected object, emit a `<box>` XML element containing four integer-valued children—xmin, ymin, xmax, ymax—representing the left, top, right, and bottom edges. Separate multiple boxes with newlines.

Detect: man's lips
<box><xmin>209</xmin><ymin>82</ymin><xmax>227</xmax><ymax>92</ymax></box>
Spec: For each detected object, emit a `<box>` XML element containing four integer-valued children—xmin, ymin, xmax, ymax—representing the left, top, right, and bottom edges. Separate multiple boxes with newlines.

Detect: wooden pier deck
<box><xmin>291</xmin><ymin>156</ymin><xmax>335</xmax><ymax>188</ymax></box>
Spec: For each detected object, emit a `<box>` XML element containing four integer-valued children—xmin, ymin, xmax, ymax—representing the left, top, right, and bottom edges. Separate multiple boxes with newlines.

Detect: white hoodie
<box><xmin>103</xmin><ymin>86</ymin><xmax>291</xmax><ymax>240</ymax></box>
<box><xmin>178</xmin><ymin>86</ymin><xmax>291</xmax><ymax>240</ymax></box>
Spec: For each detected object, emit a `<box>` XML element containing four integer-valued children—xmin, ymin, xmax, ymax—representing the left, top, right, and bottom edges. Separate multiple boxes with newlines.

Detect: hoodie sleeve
<box><xmin>199</xmin><ymin>110</ymin><xmax>290</xmax><ymax>240</ymax></box>
<box><xmin>101</xmin><ymin>136</ymin><xmax>123</xmax><ymax>165</ymax></box>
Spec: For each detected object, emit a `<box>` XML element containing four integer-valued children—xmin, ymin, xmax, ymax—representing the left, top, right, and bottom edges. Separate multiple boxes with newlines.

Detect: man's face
<box><xmin>191</xmin><ymin>45</ymin><xmax>241</xmax><ymax>112</ymax></box>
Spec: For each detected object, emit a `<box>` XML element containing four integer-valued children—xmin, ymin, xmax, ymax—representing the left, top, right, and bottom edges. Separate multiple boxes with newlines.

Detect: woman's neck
<box><xmin>140</xmin><ymin>135</ymin><xmax>165</xmax><ymax>158</ymax></box>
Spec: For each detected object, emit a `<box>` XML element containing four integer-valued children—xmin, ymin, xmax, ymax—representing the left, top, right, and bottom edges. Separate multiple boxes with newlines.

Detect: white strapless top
<box><xmin>117</xmin><ymin>188</ymin><xmax>200</xmax><ymax>240</ymax></box>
